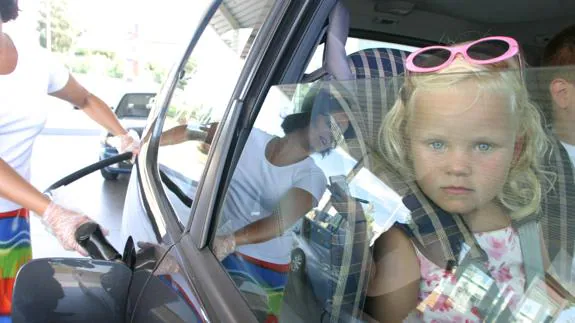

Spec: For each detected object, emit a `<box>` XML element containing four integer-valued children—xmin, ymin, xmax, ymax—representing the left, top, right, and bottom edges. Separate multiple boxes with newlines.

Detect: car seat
<box><xmin>294</xmin><ymin>2</ymin><xmax>413</xmax><ymax>321</ymax></box>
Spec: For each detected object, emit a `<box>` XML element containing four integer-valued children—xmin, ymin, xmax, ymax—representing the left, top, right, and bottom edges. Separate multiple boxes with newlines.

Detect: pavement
<box><xmin>30</xmin><ymin>133</ymin><xmax>130</xmax><ymax>259</ymax></box>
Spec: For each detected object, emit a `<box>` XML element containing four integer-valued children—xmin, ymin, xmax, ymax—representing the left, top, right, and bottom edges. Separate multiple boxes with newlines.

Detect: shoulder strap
<box><xmin>516</xmin><ymin>221</ymin><xmax>545</xmax><ymax>286</ymax></box>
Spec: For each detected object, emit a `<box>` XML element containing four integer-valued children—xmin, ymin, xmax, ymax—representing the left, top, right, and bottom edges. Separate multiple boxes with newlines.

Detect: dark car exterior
<box><xmin>99</xmin><ymin>93</ymin><xmax>155</xmax><ymax>180</ymax></box>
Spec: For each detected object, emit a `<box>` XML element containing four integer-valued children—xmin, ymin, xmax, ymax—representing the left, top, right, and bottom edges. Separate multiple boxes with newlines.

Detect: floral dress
<box><xmin>414</xmin><ymin>226</ymin><xmax>526</xmax><ymax>322</ymax></box>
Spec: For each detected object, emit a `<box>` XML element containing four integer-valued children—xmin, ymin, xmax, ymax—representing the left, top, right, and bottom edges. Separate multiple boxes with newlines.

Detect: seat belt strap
<box><xmin>517</xmin><ymin>221</ymin><xmax>545</xmax><ymax>285</ymax></box>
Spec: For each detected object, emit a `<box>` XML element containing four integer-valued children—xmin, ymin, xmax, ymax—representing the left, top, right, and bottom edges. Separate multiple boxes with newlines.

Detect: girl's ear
<box><xmin>513</xmin><ymin>136</ymin><xmax>524</xmax><ymax>164</ymax></box>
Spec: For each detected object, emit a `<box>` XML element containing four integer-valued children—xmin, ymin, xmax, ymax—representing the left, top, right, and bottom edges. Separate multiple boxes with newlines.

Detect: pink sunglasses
<box><xmin>405</xmin><ymin>36</ymin><xmax>520</xmax><ymax>73</ymax></box>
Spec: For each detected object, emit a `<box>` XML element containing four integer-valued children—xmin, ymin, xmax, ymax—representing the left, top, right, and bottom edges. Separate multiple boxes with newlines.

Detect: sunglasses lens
<box><xmin>412</xmin><ymin>48</ymin><xmax>451</xmax><ymax>68</ymax></box>
<box><xmin>467</xmin><ymin>39</ymin><xmax>510</xmax><ymax>61</ymax></box>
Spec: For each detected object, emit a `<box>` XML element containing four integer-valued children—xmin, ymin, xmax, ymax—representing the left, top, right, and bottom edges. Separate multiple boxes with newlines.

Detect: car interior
<box><xmin>341</xmin><ymin>0</ymin><xmax>575</xmax><ymax>65</ymax></box>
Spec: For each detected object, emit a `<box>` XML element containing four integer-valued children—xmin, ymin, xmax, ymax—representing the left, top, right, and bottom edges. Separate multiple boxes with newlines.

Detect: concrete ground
<box><xmin>30</xmin><ymin>134</ymin><xmax>129</xmax><ymax>259</ymax></box>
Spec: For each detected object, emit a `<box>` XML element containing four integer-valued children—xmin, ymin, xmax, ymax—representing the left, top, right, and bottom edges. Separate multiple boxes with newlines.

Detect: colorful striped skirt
<box><xmin>0</xmin><ymin>208</ymin><xmax>32</xmax><ymax>320</ymax></box>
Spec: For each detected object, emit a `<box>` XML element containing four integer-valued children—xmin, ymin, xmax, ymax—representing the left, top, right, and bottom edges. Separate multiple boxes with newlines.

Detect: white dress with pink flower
<box><xmin>413</xmin><ymin>226</ymin><xmax>526</xmax><ymax>322</ymax></box>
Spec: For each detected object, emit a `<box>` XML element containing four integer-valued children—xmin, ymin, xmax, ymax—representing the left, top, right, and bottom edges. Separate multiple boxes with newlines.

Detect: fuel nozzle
<box><xmin>75</xmin><ymin>222</ymin><xmax>121</xmax><ymax>262</ymax></box>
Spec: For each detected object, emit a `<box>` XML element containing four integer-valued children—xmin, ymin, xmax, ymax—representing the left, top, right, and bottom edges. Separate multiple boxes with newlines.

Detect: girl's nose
<box><xmin>445</xmin><ymin>149</ymin><xmax>472</xmax><ymax>176</ymax></box>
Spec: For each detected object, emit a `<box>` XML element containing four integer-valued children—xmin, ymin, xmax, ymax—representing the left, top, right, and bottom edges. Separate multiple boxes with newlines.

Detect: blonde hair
<box><xmin>379</xmin><ymin>56</ymin><xmax>550</xmax><ymax>221</ymax></box>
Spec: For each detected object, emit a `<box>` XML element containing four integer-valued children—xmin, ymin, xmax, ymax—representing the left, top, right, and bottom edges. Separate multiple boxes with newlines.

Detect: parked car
<box><xmin>13</xmin><ymin>0</ymin><xmax>575</xmax><ymax>322</ymax></box>
<box><xmin>99</xmin><ymin>92</ymin><xmax>156</xmax><ymax>180</ymax></box>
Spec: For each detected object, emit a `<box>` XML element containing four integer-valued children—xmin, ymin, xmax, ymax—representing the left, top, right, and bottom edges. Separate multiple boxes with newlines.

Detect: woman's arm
<box><xmin>233</xmin><ymin>187</ymin><xmax>314</xmax><ymax>245</ymax></box>
<box><xmin>49</xmin><ymin>74</ymin><xmax>127</xmax><ymax>136</ymax></box>
<box><xmin>213</xmin><ymin>187</ymin><xmax>314</xmax><ymax>260</ymax></box>
<box><xmin>0</xmin><ymin>158</ymin><xmax>50</xmax><ymax>214</ymax></box>
<box><xmin>365</xmin><ymin>226</ymin><xmax>421</xmax><ymax>323</ymax></box>
<box><xmin>0</xmin><ymin>158</ymin><xmax>97</xmax><ymax>255</ymax></box>
<box><xmin>159</xmin><ymin>125</ymin><xmax>207</xmax><ymax>146</ymax></box>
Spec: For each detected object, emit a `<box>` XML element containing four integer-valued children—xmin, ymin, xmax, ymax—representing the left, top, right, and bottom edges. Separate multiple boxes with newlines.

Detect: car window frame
<box><xmin>187</xmin><ymin>0</ymin><xmax>341</xmax><ymax>248</ymax></box>
<box><xmin>163</xmin><ymin>0</ymin><xmax>343</xmax><ymax>322</ymax></box>
<box><xmin>135</xmin><ymin>0</ymin><xmax>222</xmax><ymax>243</ymax></box>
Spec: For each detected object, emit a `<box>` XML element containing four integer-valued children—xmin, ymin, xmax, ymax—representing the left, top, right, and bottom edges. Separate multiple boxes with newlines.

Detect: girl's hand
<box><xmin>42</xmin><ymin>202</ymin><xmax>108</xmax><ymax>256</ymax></box>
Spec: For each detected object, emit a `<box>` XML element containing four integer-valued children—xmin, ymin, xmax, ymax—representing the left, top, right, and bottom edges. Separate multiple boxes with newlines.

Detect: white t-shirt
<box><xmin>560</xmin><ymin>141</ymin><xmax>575</xmax><ymax>167</ymax></box>
<box><xmin>0</xmin><ymin>33</ymin><xmax>69</xmax><ymax>212</ymax></box>
<box><xmin>219</xmin><ymin>128</ymin><xmax>327</xmax><ymax>265</ymax></box>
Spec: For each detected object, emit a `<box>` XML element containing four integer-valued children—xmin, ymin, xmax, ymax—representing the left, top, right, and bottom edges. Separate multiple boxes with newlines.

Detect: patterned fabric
<box><xmin>347</xmin><ymin>48</ymin><xmax>407</xmax><ymax>79</ymax></box>
<box><xmin>0</xmin><ymin>208</ymin><xmax>32</xmax><ymax>318</ymax></box>
<box><xmin>344</xmin><ymin>48</ymin><xmax>409</xmax><ymax>169</ymax></box>
<box><xmin>539</xmin><ymin>135</ymin><xmax>575</xmax><ymax>281</ymax></box>
<box><xmin>415</xmin><ymin>227</ymin><xmax>526</xmax><ymax>322</ymax></box>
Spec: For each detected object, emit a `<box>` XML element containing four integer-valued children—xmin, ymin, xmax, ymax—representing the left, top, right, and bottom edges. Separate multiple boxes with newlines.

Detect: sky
<box><xmin>6</xmin><ymin>0</ymin><xmax>211</xmax><ymax>67</ymax></box>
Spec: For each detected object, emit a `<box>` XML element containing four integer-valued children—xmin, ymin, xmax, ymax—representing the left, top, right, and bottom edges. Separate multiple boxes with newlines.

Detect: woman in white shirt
<box><xmin>147</xmin><ymin>83</ymin><xmax>354</xmax><ymax>319</ymax></box>
<box><xmin>0</xmin><ymin>1</ymin><xmax>137</xmax><ymax>318</ymax></box>
<box><xmin>212</xmin><ymin>84</ymin><xmax>354</xmax><ymax>319</ymax></box>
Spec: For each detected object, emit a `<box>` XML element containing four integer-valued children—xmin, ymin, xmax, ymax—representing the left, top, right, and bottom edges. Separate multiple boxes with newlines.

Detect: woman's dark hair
<box><xmin>0</xmin><ymin>0</ymin><xmax>19</xmax><ymax>22</ymax></box>
<box><xmin>281</xmin><ymin>83</ymin><xmax>356</xmax><ymax>156</ymax></box>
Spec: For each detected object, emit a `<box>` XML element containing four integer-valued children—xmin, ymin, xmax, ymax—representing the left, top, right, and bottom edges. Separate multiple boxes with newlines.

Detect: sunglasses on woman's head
<box><xmin>405</xmin><ymin>36</ymin><xmax>520</xmax><ymax>73</ymax></box>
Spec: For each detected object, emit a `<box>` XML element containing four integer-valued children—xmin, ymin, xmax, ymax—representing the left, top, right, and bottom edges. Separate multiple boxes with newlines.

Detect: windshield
<box><xmin>115</xmin><ymin>93</ymin><xmax>156</xmax><ymax>119</ymax></box>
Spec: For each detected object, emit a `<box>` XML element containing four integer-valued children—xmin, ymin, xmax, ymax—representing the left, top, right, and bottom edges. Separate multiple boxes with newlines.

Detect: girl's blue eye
<box><xmin>477</xmin><ymin>143</ymin><xmax>492</xmax><ymax>152</ymax></box>
<box><xmin>430</xmin><ymin>141</ymin><xmax>444</xmax><ymax>150</ymax></box>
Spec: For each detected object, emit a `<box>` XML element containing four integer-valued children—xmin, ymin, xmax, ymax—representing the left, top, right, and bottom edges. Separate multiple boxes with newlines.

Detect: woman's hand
<box><xmin>213</xmin><ymin>234</ymin><xmax>236</xmax><ymax>261</ymax></box>
<box><xmin>119</xmin><ymin>129</ymin><xmax>141</xmax><ymax>155</ymax></box>
<box><xmin>42</xmin><ymin>202</ymin><xmax>107</xmax><ymax>256</ymax></box>
<box><xmin>107</xmin><ymin>129</ymin><xmax>141</xmax><ymax>160</ymax></box>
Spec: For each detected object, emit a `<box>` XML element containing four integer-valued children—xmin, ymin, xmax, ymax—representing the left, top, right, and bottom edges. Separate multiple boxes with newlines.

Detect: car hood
<box><xmin>101</xmin><ymin>118</ymin><xmax>148</xmax><ymax>138</ymax></box>
<box><xmin>120</xmin><ymin>118</ymin><xmax>148</xmax><ymax>130</ymax></box>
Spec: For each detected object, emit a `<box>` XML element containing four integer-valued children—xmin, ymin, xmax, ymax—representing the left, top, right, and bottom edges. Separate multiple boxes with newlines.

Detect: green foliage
<box><xmin>176</xmin><ymin>59</ymin><xmax>198</xmax><ymax>90</ymax></box>
<box><xmin>37</xmin><ymin>0</ymin><xmax>81</xmax><ymax>53</ymax></box>
<box><xmin>69</xmin><ymin>58</ymin><xmax>89</xmax><ymax>74</ymax></box>
<box><xmin>107</xmin><ymin>60</ymin><xmax>124</xmax><ymax>79</ymax></box>
<box><xmin>146</xmin><ymin>62</ymin><xmax>168</xmax><ymax>84</ymax></box>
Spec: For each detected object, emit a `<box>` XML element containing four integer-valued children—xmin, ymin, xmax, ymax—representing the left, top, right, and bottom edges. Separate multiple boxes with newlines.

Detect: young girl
<box><xmin>366</xmin><ymin>36</ymin><xmax>553</xmax><ymax>322</ymax></box>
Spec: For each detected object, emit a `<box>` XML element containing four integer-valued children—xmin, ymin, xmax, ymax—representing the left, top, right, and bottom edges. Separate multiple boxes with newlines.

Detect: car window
<box><xmin>115</xmin><ymin>93</ymin><xmax>156</xmax><ymax>119</ymax></box>
<box><xmin>211</xmin><ymin>81</ymin><xmax>376</xmax><ymax>322</ymax></box>
<box><xmin>156</xmin><ymin>0</ymin><xmax>276</xmax><ymax>226</ymax></box>
<box><xmin>211</xmin><ymin>65</ymin><xmax>575</xmax><ymax>322</ymax></box>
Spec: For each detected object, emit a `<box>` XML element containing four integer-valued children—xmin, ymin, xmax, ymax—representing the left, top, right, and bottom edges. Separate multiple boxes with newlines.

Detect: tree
<box><xmin>146</xmin><ymin>62</ymin><xmax>168</xmax><ymax>84</ymax></box>
<box><xmin>176</xmin><ymin>59</ymin><xmax>198</xmax><ymax>90</ymax></box>
<box><xmin>37</xmin><ymin>0</ymin><xmax>80</xmax><ymax>53</ymax></box>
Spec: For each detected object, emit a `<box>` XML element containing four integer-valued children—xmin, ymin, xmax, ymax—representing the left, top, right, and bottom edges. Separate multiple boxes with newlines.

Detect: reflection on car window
<box><xmin>211</xmin><ymin>82</ymin><xmax>373</xmax><ymax>322</ymax></box>
<box><xmin>212</xmin><ymin>66</ymin><xmax>575</xmax><ymax>322</ymax></box>
<box><xmin>155</xmin><ymin>1</ymin><xmax>276</xmax><ymax>226</ymax></box>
